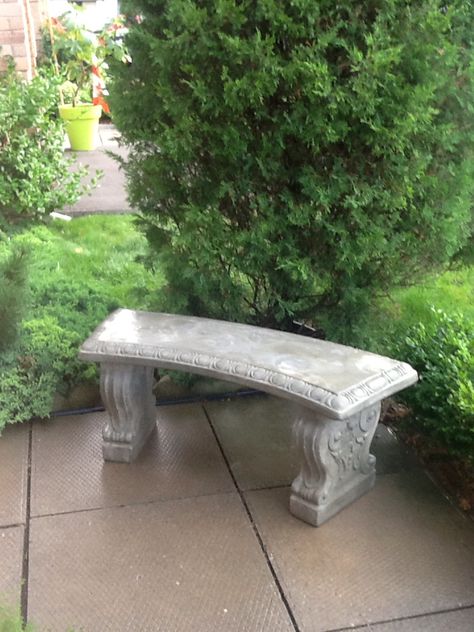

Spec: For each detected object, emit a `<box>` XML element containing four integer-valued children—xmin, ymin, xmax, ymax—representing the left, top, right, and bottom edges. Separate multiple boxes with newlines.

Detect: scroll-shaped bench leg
<box><xmin>100</xmin><ymin>362</ymin><xmax>156</xmax><ymax>463</ymax></box>
<box><xmin>290</xmin><ymin>403</ymin><xmax>381</xmax><ymax>526</ymax></box>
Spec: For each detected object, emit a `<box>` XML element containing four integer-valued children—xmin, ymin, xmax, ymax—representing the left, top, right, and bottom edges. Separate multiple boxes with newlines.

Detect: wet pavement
<box><xmin>62</xmin><ymin>124</ymin><xmax>132</xmax><ymax>216</ymax></box>
<box><xmin>1</xmin><ymin>394</ymin><xmax>473</xmax><ymax>631</ymax></box>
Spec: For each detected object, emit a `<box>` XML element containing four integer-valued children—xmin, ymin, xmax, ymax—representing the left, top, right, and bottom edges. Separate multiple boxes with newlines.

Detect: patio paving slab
<box><xmin>0</xmin><ymin>423</ymin><xmax>29</xmax><ymax>527</ymax></box>
<box><xmin>31</xmin><ymin>406</ymin><xmax>234</xmax><ymax>517</ymax></box>
<box><xmin>0</xmin><ymin>526</ymin><xmax>24</xmax><ymax>609</ymax></box>
<box><xmin>61</xmin><ymin>124</ymin><xmax>131</xmax><ymax>216</ymax></box>
<box><xmin>28</xmin><ymin>493</ymin><xmax>294</xmax><ymax>632</ymax></box>
<box><xmin>63</xmin><ymin>145</ymin><xmax>131</xmax><ymax>216</ymax></box>
<box><xmin>245</xmin><ymin>472</ymin><xmax>474</xmax><ymax>632</ymax></box>
<box><xmin>205</xmin><ymin>395</ymin><xmax>298</xmax><ymax>490</ymax></box>
<box><xmin>354</xmin><ymin>606</ymin><xmax>474</xmax><ymax>631</ymax></box>
<box><xmin>98</xmin><ymin>125</ymin><xmax>121</xmax><ymax>146</ymax></box>
<box><xmin>205</xmin><ymin>395</ymin><xmax>417</xmax><ymax>491</ymax></box>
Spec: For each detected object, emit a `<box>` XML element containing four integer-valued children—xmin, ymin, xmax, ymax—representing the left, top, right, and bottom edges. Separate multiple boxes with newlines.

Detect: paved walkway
<box><xmin>63</xmin><ymin>124</ymin><xmax>132</xmax><ymax>216</ymax></box>
<box><xmin>1</xmin><ymin>394</ymin><xmax>473</xmax><ymax>631</ymax></box>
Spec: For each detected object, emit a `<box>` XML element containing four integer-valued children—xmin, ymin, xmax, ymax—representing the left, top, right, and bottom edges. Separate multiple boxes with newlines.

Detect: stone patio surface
<box><xmin>1</xmin><ymin>394</ymin><xmax>473</xmax><ymax>631</ymax></box>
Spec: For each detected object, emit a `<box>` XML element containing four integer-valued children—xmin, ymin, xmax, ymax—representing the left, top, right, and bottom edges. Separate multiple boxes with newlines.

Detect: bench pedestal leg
<box><xmin>290</xmin><ymin>403</ymin><xmax>380</xmax><ymax>526</ymax></box>
<box><xmin>100</xmin><ymin>362</ymin><xmax>156</xmax><ymax>463</ymax></box>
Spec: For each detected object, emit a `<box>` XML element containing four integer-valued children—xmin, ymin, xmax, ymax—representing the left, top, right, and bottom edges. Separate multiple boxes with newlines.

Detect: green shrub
<box><xmin>30</xmin><ymin>278</ymin><xmax>120</xmax><ymax>344</ymax></box>
<box><xmin>0</xmin><ymin>62</ymin><xmax>92</xmax><ymax>356</ymax></box>
<box><xmin>110</xmin><ymin>0</ymin><xmax>474</xmax><ymax>337</ymax></box>
<box><xmin>0</xmin><ymin>240</ymin><xmax>29</xmax><ymax>352</ymax></box>
<box><xmin>0</xmin><ymin>316</ymin><xmax>93</xmax><ymax>428</ymax></box>
<box><xmin>0</xmin><ymin>278</ymin><xmax>120</xmax><ymax>429</ymax></box>
<box><xmin>393</xmin><ymin>309</ymin><xmax>474</xmax><ymax>460</ymax></box>
<box><xmin>0</xmin><ymin>216</ymin><xmax>163</xmax><ymax>431</ymax></box>
<box><xmin>0</xmin><ymin>63</ymin><xmax>86</xmax><ymax>233</ymax></box>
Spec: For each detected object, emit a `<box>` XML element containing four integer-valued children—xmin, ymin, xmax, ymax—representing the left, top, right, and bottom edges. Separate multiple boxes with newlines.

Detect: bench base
<box><xmin>289</xmin><ymin>404</ymin><xmax>380</xmax><ymax>526</ymax></box>
<box><xmin>98</xmin><ymin>361</ymin><xmax>381</xmax><ymax>526</ymax></box>
<box><xmin>102</xmin><ymin>423</ymin><xmax>156</xmax><ymax>463</ymax></box>
<box><xmin>100</xmin><ymin>362</ymin><xmax>156</xmax><ymax>464</ymax></box>
<box><xmin>290</xmin><ymin>471</ymin><xmax>376</xmax><ymax>526</ymax></box>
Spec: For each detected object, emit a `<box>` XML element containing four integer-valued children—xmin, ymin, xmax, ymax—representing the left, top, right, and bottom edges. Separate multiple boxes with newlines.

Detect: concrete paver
<box><xmin>0</xmin><ymin>526</ymin><xmax>24</xmax><ymax>609</ymax></box>
<box><xmin>31</xmin><ymin>405</ymin><xmax>234</xmax><ymax>517</ymax></box>
<box><xmin>0</xmin><ymin>423</ymin><xmax>29</xmax><ymax>527</ymax></box>
<box><xmin>205</xmin><ymin>395</ymin><xmax>417</xmax><ymax>492</ymax></box>
<box><xmin>62</xmin><ymin>124</ymin><xmax>132</xmax><ymax>216</ymax></box>
<box><xmin>98</xmin><ymin>125</ymin><xmax>121</xmax><ymax>146</ymax></box>
<box><xmin>245</xmin><ymin>473</ymin><xmax>474</xmax><ymax>631</ymax></box>
<box><xmin>360</xmin><ymin>607</ymin><xmax>474</xmax><ymax>631</ymax></box>
<box><xmin>28</xmin><ymin>494</ymin><xmax>294</xmax><ymax>632</ymax></box>
<box><xmin>1</xmin><ymin>396</ymin><xmax>473</xmax><ymax>630</ymax></box>
<box><xmin>205</xmin><ymin>395</ymin><xmax>299</xmax><ymax>490</ymax></box>
<box><xmin>368</xmin><ymin>422</ymin><xmax>419</xmax><ymax>475</ymax></box>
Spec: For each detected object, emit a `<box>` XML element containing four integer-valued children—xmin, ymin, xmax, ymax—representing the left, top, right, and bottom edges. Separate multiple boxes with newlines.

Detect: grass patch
<box><xmin>384</xmin><ymin>266</ymin><xmax>474</xmax><ymax>327</ymax></box>
<box><xmin>19</xmin><ymin>214</ymin><xmax>164</xmax><ymax>308</ymax></box>
<box><xmin>351</xmin><ymin>265</ymin><xmax>474</xmax><ymax>353</ymax></box>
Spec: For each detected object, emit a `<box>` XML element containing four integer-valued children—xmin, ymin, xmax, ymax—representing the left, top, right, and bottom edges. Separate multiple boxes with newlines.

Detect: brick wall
<box><xmin>0</xmin><ymin>0</ymin><xmax>46</xmax><ymax>79</ymax></box>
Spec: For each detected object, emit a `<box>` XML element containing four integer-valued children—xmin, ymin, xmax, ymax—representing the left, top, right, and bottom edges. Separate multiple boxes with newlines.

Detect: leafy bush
<box><xmin>41</xmin><ymin>8</ymin><xmax>130</xmax><ymax>109</ymax></box>
<box><xmin>31</xmin><ymin>278</ymin><xmax>119</xmax><ymax>342</ymax></box>
<box><xmin>0</xmin><ymin>281</ymin><xmax>118</xmax><ymax>430</ymax></box>
<box><xmin>0</xmin><ymin>240</ymin><xmax>29</xmax><ymax>352</ymax></box>
<box><xmin>393</xmin><ymin>309</ymin><xmax>474</xmax><ymax>460</ymax></box>
<box><xmin>0</xmin><ymin>216</ymin><xmax>163</xmax><ymax>431</ymax></box>
<box><xmin>0</xmin><ymin>63</ymin><xmax>85</xmax><ymax>233</ymax></box>
<box><xmin>110</xmin><ymin>0</ymin><xmax>474</xmax><ymax>337</ymax></box>
<box><xmin>0</xmin><ymin>317</ymin><xmax>89</xmax><ymax>428</ymax></box>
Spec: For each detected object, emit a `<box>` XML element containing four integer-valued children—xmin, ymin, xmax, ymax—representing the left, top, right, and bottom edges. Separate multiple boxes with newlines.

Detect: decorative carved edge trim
<box><xmin>79</xmin><ymin>339</ymin><xmax>417</xmax><ymax>419</ymax></box>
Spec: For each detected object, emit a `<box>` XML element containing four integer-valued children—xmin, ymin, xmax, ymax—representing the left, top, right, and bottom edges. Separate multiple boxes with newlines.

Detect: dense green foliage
<box><xmin>0</xmin><ymin>316</ymin><xmax>91</xmax><ymax>427</ymax></box>
<box><xmin>41</xmin><ymin>8</ymin><xmax>130</xmax><ymax>107</ymax></box>
<box><xmin>0</xmin><ymin>64</ymin><xmax>85</xmax><ymax>232</ymax></box>
<box><xmin>0</xmin><ymin>241</ymin><xmax>29</xmax><ymax>352</ymax></box>
<box><xmin>346</xmin><ymin>264</ymin><xmax>474</xmax><ymax>461</ymax></box>
<box><xmin>0</xmin><ymin>62</ymin><xmax>90</xmax><ymax>357</ymax></box>
<box><xmin>110</xmin><ymin>0</ymin><xmax>474</xmax><ymax>336</ymax></box>
<box><xmin>392</xmin><ymin>309</ymin><xmax>474</xmax><ymax>461</ymax></box>
<box><xmin>0</xmin><ymin>216</ymin><xmax>163</xmax><ymax>431</ymax></box>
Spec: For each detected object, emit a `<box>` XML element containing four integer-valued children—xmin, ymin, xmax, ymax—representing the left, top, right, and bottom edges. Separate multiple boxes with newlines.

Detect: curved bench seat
<box><xmin>79</xmin><ymin>309</ymin><xmax>417</xmax><ymax>526</ymax></box>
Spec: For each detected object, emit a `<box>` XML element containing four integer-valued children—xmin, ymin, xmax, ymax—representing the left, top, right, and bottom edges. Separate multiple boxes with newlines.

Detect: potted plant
<box><xmin>46</xmin><ymin>8</ymin><xmax>130</xmax><ymax>151</ymax></box>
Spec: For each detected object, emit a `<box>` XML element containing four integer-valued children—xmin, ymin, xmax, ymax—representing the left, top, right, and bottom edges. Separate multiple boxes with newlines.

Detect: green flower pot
<box><xmin>59</xmin><ymin>103</ymin><xmax>102</xmax><ymax>151</ymax></box>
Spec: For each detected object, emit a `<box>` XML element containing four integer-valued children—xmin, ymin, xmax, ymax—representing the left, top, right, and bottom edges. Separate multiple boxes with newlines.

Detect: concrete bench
<box><xmin>79</xmin><ymin>309</ymin><xmax>417</xmax><ymax>526</ymax></box>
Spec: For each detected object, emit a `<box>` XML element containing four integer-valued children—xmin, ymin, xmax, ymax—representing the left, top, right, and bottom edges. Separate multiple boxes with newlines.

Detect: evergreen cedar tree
<box><xmin>109</xmin><ymin>0</ymin><xmax>474</xmax><ymax>341</ymax></box>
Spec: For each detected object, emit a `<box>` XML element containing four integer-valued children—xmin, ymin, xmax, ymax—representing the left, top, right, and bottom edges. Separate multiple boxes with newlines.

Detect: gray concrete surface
<box><xmin>0</xmin><ymin>394</ymin><xmax>473</xmax><ymax>631</ymax></box>
<box><xmin>62</xmin><ymin>124</ymin><xmax>132</xmax><ymax>216</ymax></box>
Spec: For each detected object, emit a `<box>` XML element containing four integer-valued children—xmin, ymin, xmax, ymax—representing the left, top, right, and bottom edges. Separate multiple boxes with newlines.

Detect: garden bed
<box><xmin>0</xmin><ymin>214</ymin><xmax>163</xmax><ymax>431</ymax></box>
